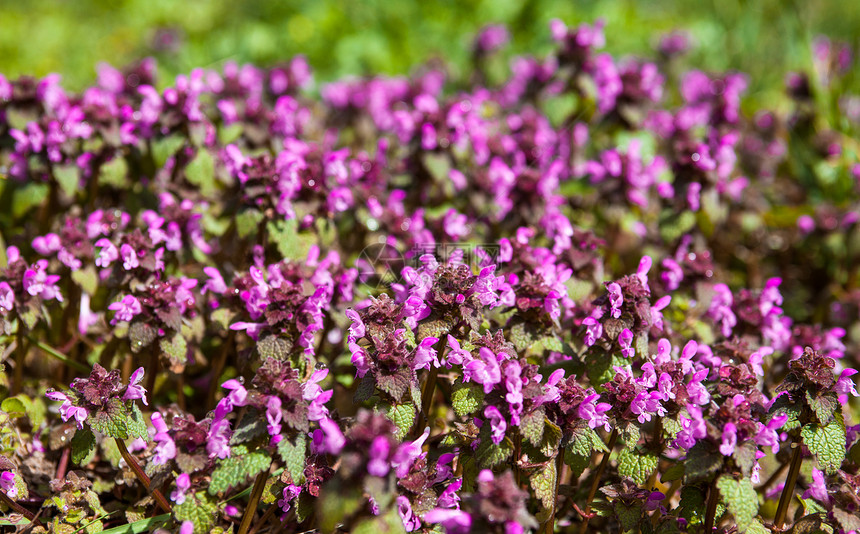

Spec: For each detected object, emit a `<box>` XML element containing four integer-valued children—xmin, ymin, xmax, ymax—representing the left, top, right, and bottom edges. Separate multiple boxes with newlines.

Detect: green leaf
<box><xmin>529</xmin><ymin>461</ymin><xmax>557</xmax><ymax>511</ymax></box>
<box><xmin>684</xmin><ymin>441</ymin><xmax>723</xmax><ymax>483</ymax></box>
<box><xmin>475</xmin><ymin>425</ymin><xmax>514</xmax><ymax>468</ymax></box>
<box><xmin>128</xmin><ymin>322</ymin><xmax>157</xmax><ymax>354</ymax></box>
<box><xmin>678</xmin><ymin>485</ymin><xmax>706</xmax><ymax>526</ymax></box>
<box><xmin>268</xmin><ymin>219</ymin><xmax>317</xmax><ymax>262</ymax></box>
<box><xmin>185</xmin><ymin>149</ymin><xmax>217</xmax><ymax>196</ymax></box>
<box><xmin>801</xmin><ymin>411</ymin><xmax>846</xmax><ymax>474</ymax></box>
<box><xmin>617</xmin><ymin>448</ymin><xmax>657</xmax><ymax>484</ymax></box>
<box><xmin>352</xmin><ymin>506</ymin><xmax>407</xmax><ymax>534</ymax></box>
<box><xmin>126</xmin><ymin>404</ymin><xmax>149</xmax><ymax>441</ymax></box>
<box><xmin>54</xmin><ymin>164</ymin><xmax>80</xmax><ymax>198</ymax></box>
<box><xmin>295</xmin><ymin>491</ymin><xmax>314</xmax><ymax>523</ymax></box>
<box><xmin>385</xmin><ymin>403</ymin><xmax>416</xmax><ymax>440</ymax></box>
<box><xmin>71</xmin><ymin>266</ymin><xmax>99</xmax><ymax>296</ymax></box>
<box><xmin>805</xmin><ymin>391</ymin><xmax>839</xmax><ymax>425</ymax></box>
<box><xmin>541</xmin><ymin>419</ymin><xmax>563</xmax><ymax>458</ymax></box>
<box><xmin>568</xmin><ymin>425</ymin><xmax>608</xmax><ymax>457</ymax></box>
<box><xmin>88</xmin><ymin>398</ymin><xmax>129</xmax><ymax>439</ymax></box>
<box><xmin>563</xmin><ymin>450</ymin><xmax>591</xmax><ymax>480</ymax></box>
<box><xmin>510</xmin><ymin>321</ymin><xmax>539</xmax><ymax>353</ymax></box>
<box><xmin>12</xmin><ymin>183</ymin><xmax>49</xmax><ymax>219</ymax></box>
<box><xmin>615</xmin><ymin>502</ymin><xmax>643</xmax><ymax>532</ymax></box>
<box><xmin>209</xmin><ymin>449</ymin><xmax>272</xmax><ymax>495</ymax></box>
<box><xmin>173</xmin><ymin>491</ymin><xmax>218</xmax><ymax>534</ymax></box>
<box><xmin>716</xmin><ymin>475</ymin><xmax>758</xmax><ymax>532</ymax></box>
<box><xmin>71</xmin><ymin>427</ymin><xmax>96</xmax><ymax>465</ymax></box>
<box><xmin>1</xmin><ymin>394</ymin><xmax>30</xmax><ymax>418</ymax></box>
<box><xmin>661</xmin><ymin>463</ymin><xmax>685</xmax><ymax>483</ymax></box>
<box><xmin>451</xmin><ymin>381</ymin><xmax>484</xmax><ymax>418</ymax></box>
<box><xmin>354</xmin><ymin>374</ymin><xmax>375</xmax><ymax>403</ymax></box>
<box><xmin>236</xmin><ymin>209</ymin><xmax>264</xmax><ymax>238</ymax></box>
<box><xmin>277</xmin><ymin>434</ymin><xmax>307</xmax><ymax>485</ymax></box>
<box><xmin>98</xmin><ymin>157</ymin><xmax>129</xmax><ymax>189</ymax></box>
<box><xmin>159</xmin><ymin>333</ymin><xmax>187</xmax><ymax>365</ymax></box>
<box><xmin>520</xmin><ymin>407</ymin><xmax>545</xmax><ymax>447</ymax></box>
<box><xmin>318</xmin><ymin>484</ymin><xmax>363</xmax><ymax>533</ymax></box>
<box><xmin>257</xmin><ymin>335</ymin><xmax>293</xmax><ymax>361</ymax></box>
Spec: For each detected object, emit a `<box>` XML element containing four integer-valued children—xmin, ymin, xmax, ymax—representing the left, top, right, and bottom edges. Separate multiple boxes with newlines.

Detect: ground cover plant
<box><xmin>0</xmin><ymin>18</ymin><xmax>859</xmax><ymax>534</ymax></box>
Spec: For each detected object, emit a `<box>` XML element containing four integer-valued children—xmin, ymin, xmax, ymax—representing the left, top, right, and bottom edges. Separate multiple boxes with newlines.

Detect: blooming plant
<box><xmin>0</xmin><ymin>18</ymin><xmax>859</xmax><ymax>534</ymax></box>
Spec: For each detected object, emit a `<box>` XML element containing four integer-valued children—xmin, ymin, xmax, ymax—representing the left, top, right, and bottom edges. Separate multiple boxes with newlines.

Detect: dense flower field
<box><xmin>0</xmin><ymin>20</ymin><xmax>859</xmax><ymax>534</ymax></box>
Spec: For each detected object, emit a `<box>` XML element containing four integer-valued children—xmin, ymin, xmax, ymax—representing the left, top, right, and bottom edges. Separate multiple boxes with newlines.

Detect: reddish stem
<box><xmin>115</xmin><ymin>438</ymin><xmax>172</xmax><ymax>513</ymax></box>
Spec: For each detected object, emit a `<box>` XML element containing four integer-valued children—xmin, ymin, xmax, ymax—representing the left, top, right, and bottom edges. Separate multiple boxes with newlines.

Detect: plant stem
<box><xmin>704</xmin><ymin>478</ymin><xmax>719</xmax><ymax>532</ymax></box>
<box><xmin>30</xmin><ymin>337</ymin><xmax>90</xmax><ymax>373</ymax></box>
<box><xmin>114</xmin><ymin>438</ymin><xmax>172</xmax><ymax>513</ymax></box>
<box><xmin>757</xmin><ymin>455</ymin><xmax>790</xmax><ymax>491</ymax></box>
<box><xmin>238</xmin><ymin>471</ymin><xmax>269</xmax><ymax>534</ymax></box>
<box><xmin>0</xmin><ymin>491</ymin><xmax>44</xmax><ymax>528</ymax></box>
<box><xmin>544</xmin><ymin>451</ymin><xmax>565</xmax><ymax>534</ymax></box>
<box><xmin>414</xmin><ymin>337</ymin><xmax>447</xmax><ymax>436</ymax></box>
<box><xmin>12</xmin><ymin>326</ymin><xmax>25</xmax><ymax>395</ymax></box>
<box><xmin>578</xmin><ymin>428</ymin><xmax>618</xmax><ymax>534</ymax></box>
<box><xmin>248</xmin><ymin>502</ymin><xmax>282</xmax><ymax>534</ymax></box>
<box><xmin>774</xmin><ymin>443</ymin><xmax>803</xmax><ymax>530</ymax></box>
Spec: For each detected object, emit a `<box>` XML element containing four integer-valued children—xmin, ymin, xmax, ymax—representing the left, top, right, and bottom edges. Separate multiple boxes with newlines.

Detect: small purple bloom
<box><xmin>618</xmin><ymin>328</ymin><xmax>634</xmax><ymax>358</ymax></box>
<box><xmin>108</xmin><ymin>295</ymin><xmax>142</xmax><ymax>324</ymax></box>
<box><xmin>802</xmin><ymin>468</ymin><xmax>830</xmax><ymax>503</ymax></box>
<box><xmin>0</xmin><ymin>471</ymin><xmax>17</xmax><ymax>499</ymax></box>
<box><xmin>311</xmin><ymin>417</ymin><xmax>345</xmax><ymax>455</ymax></box>
<box><xmin>607</xmin><ymin>282</ymin><xmax>623</xmax><ymax>318</ymax></box>
<box><xmin>719</xmin><ymin>422</ymin><xmax>737</xmax><ymax>456</ymax></box>
<box><xmin>123</xmin><ymin>367</ymin><xmax>148</xmax><ymax>405</ymax></box>
<box><xmin>368</xmin><ymin>436</ymin><xmax>391</xmax><ymax>477</ymax></box>
<box><xmin>170</xmin><ymin>473</ymin><xmax>191</xmax><ymax>504</ymax></box>
<box><xmin>484</xmin><ymin>405</ymin><xmax>507</xmax><ymax>445</ymax></box>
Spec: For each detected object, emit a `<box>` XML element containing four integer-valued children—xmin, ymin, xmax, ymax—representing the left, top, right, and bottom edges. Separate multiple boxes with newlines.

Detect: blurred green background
<box><xmin>0</xmin><ymin>0</ymin><xmax>858</xmax><ymax>98</ymax></box>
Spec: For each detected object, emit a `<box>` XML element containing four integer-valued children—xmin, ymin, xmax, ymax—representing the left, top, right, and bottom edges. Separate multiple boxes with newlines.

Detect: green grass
<box><xmin>0</xmin><ymin>0</ymin><xmax>858</xmax><ymax>98</ymax></box>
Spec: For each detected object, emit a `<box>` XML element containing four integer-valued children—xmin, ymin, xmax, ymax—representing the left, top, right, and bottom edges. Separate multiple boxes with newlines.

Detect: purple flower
<box><xmin>484</xmin><ymin>405</ymin><xmax>507</xmax><ymax>445</ymax></box>
<box><xmin>618</xmin><ymin>328</ymin><xmax>634</xmax><ymax>358</ymax></box>
<box><xmin>0</xmin><ymin>471</ymin><xmax>17</xmax><ymax>499</ymax></box>
<box><xmin>446</xmin><ymin>335</ymin><xmax>471</xmax><ymax>367</ymax></box>
<box><xmin>151</xmin><ymin>412</ymin><xmax>177</xmax><ymax>465</ymax></box>
<box><xmin>23</xmin><ymin>260</ymin><xmax>63</xmax><ymax>302</ymax></box>
<box><xmin>802</xmin><ymin>468</ymin><xmax>830</xmax><ymax>503</ymax></box>
<box><xmin>398</xmin><ymin>496</ymin><xmax>422</xmax><ymax>532</ymax></box>
<box><xmin>424</xmin><ymin>508</ymin><xmax>472</xmax><ymax>534</ymax></box>
<box><xmin>504</xmin><ymin>361</ymin><xmax>524</xmax><ymax>426</ymax></box>
<box><xmin>170</xmin><ymin>473</ymin><xmax>191</xmax><ymax>504</ymax></box>
<box><xmin>123</xmin><ymin>367</ymin><xmax>148</xmax><ymax>405</ymax></box>
<box><xmin>207</xmin><ymin>418</ymin><xmax>232</xmax><ymax>459</ymax></box>
<box><xmin>393</xmin><ymin>427</ymin><xmax>430</xmax><ymax>478</ymax></box>
<box><xmin>719</xmin><ymin>422</ymin><xmax>738</xmax><ymax>456</ymax></box>
<box><xmin>582</xmin><ymin>316</ymin><xmax>603</xmax><ymax>347</ymax></box>
<box><xmin>345</xmin><ymin>309</ymin><xmax>365</xmax><ymax>341</ymax></box>
<box><xmin>278</xmin><ymin>484</ymin><xmax>302</xmax><ymax>516</ymax></box>
<box><xmin>835</xmin><ymin>368</ymin><xmax>859</xmax><ymax>404</ymax></box>
<box><xmin>675</xmin><ymin>405</ymin><xmax>707</xmax><ymax>449</ymax></box>
<box><xmin>606</xmin><ymin>282</ymin><xmax>623</xmax><ymax>318</ymax></box>
<box><xmin>578</xmin><ymin>393</ymin><xmax>611</xmax><ymax>431</ymax></box>
<box><xmin>108</xmin><ymin>295</ymin><xmax>142</xmax><ymax>324</ymax></box>
<box><xmin>464</xmin><ymin>348</ymin><xmax>502</xmax><ymax>393</ymax></box>
<box><xmin>45</xmin><ymin>390</ymin><xmax>88</xmax><ymax>429</ymax></box>
<box><xmin>0</xmin><ymin>282</ymin><xmax>14</xmax><ymax>314</ymax></box>
<box><xmin>311</xmin><ymin>417</ymin><xmax>345</xmax><ymax>455</ymax></box>
<box><xmin>414</xmin><ymin>336</ymin><xmax>440</xmax><ymax>370</ymax></box>
<box><xmin>475</xmin><ymin>25</ymin><xmax>510</xmax><ymax>53</ymax></box>
<box><xmin>266</xmin><ymin>396</ymin><xmax>283</xmax><ymax>444</ymax></box>
<box><xmin>368</xmin><ymin>436</ymin><xmax>391</xmax><ymax>477</ymax></box>
<box><xmin>438</xmin><ymin>478</ymin><xmax>462</xmax><ymax>508</ymax></box>
<box><xmin>754</xmin><ymin>414</ymin><xmax>787</xmax><ymax>453</ymax></box>
<box><xmin>120</xmin><ymin>243</ymin><xmax>139</xmax><ymax>270</ymax></box>
<box><xmin>180</xmin><ymin>521</ymin><xmax>194</xmax><ymax>534</ymax></box>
